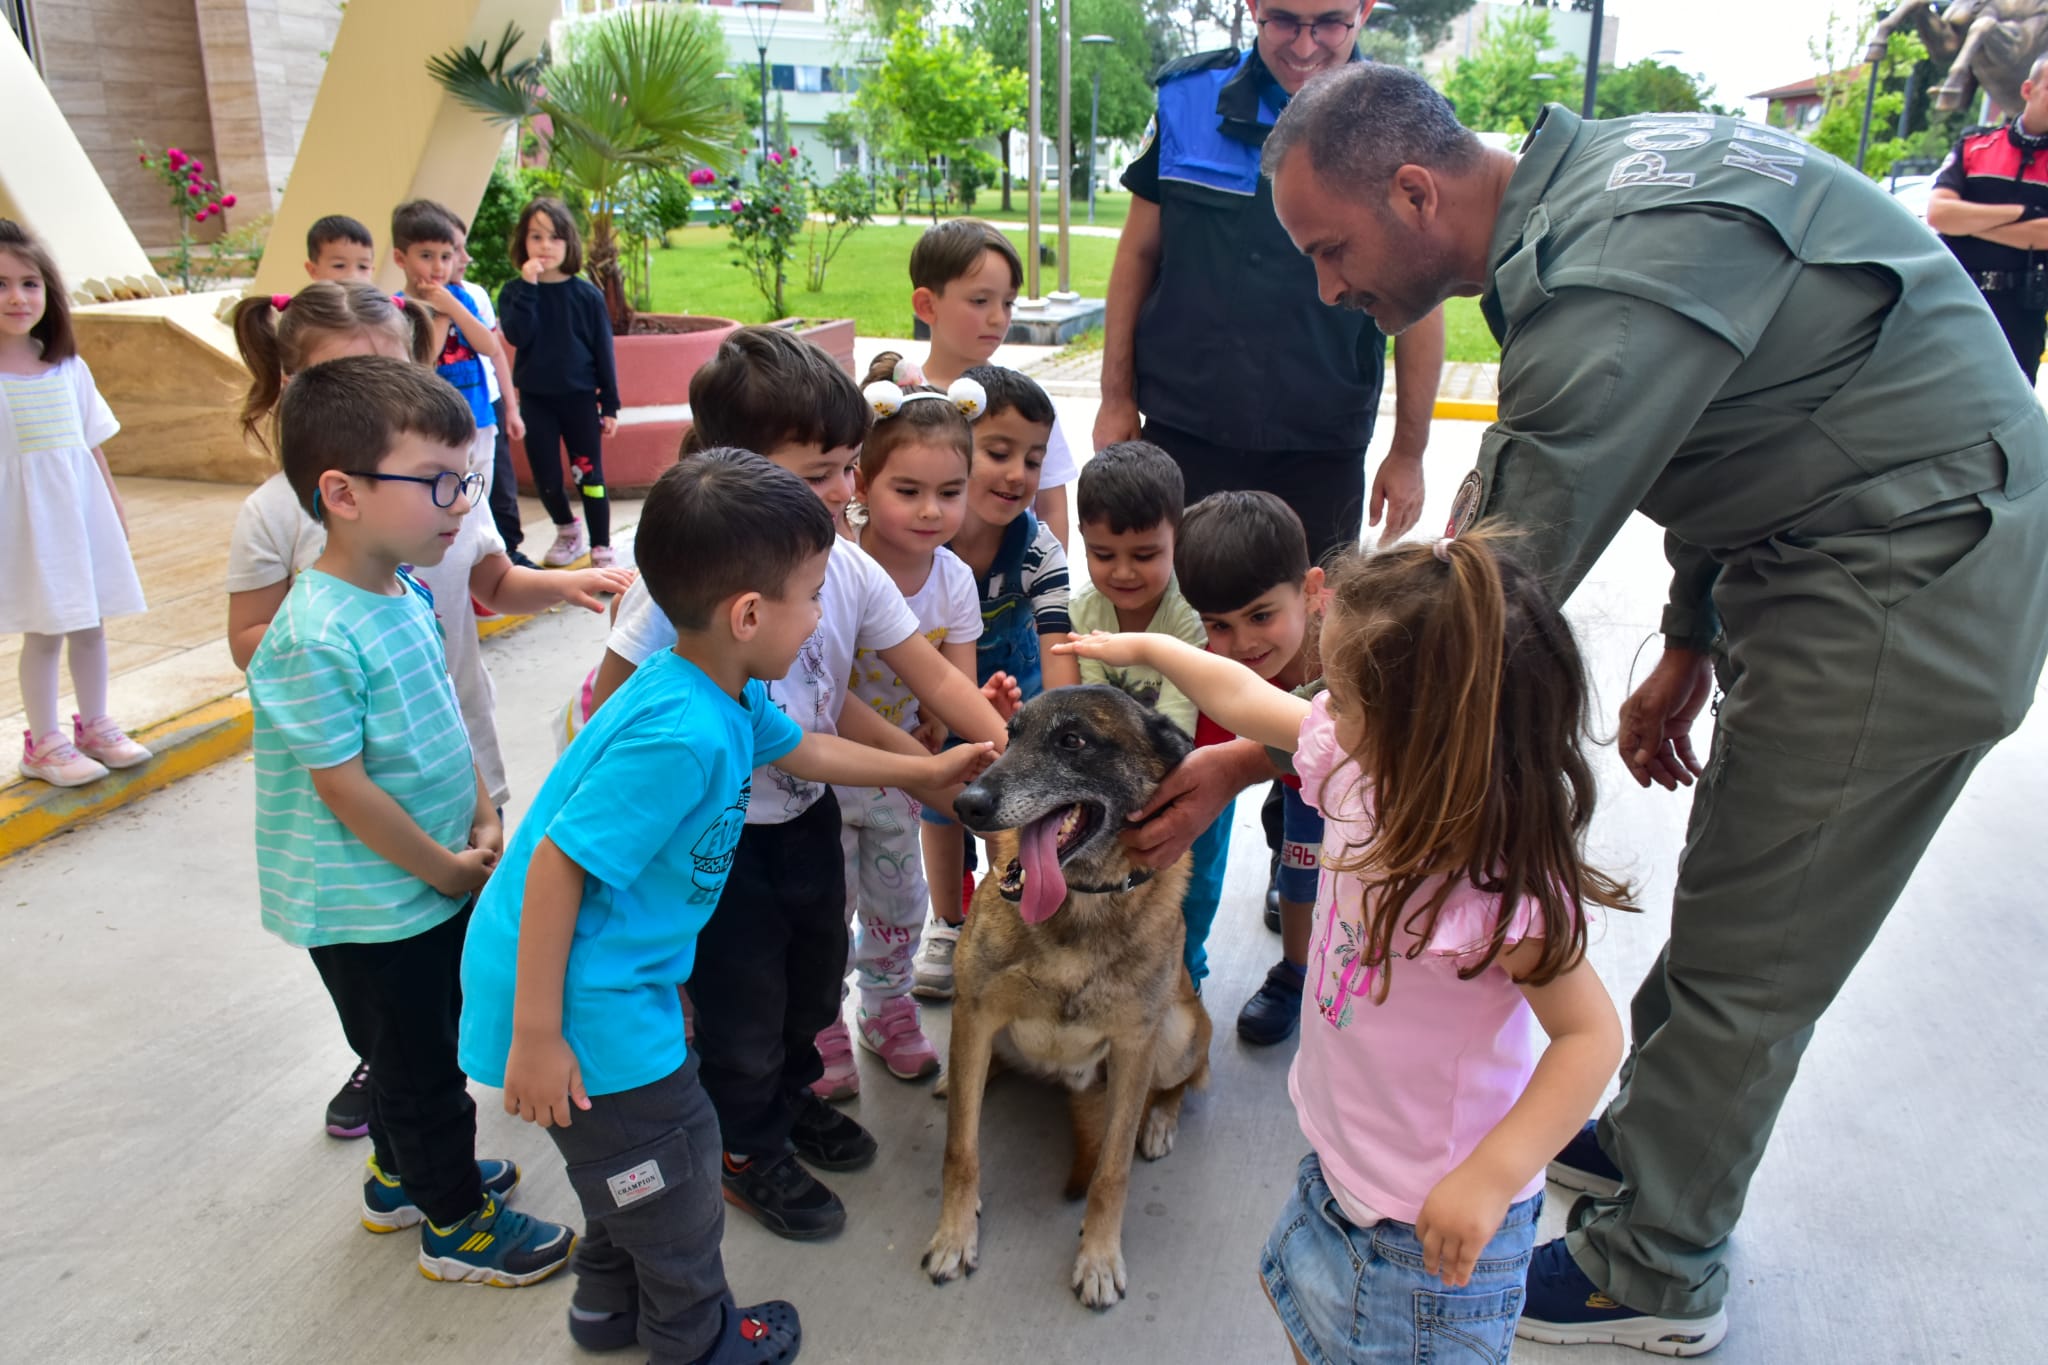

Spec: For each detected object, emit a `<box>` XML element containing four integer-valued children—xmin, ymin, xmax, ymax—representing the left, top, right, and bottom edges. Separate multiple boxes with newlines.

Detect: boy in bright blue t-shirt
<box><xmin>459</xmin><ymin>448</ymin><xmax>990</xmax><ymax>1364</ymax></box>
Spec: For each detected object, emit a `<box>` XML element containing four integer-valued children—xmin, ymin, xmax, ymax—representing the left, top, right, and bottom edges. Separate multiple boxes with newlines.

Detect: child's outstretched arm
<box><xmin>880</xmin><ymin>632</ymin><xmax>1009</xmax><ymax>751</ymax></box>
<box><xmin>227</xmin><ymin>582</ymin><xmax>291</xmax><ymax>671</ymax></box>
<box><xmin>470</xmin><ymin>553</ymin><xmax>636</xmax><ymax>617</ymax></box>
<box><xmin>501</xmin><ymin>836</ymin><xmax>594</xmax><ymax>1129</ymax></box>
<box><xmin>1058</xmin><ymin>632</ymin><xmax>1309</xmax><ymax>751</ymax></box>
<box><xmin>780</xmin><ymin>731</ymin><xmax>995</xmax><ymax>796</ymax></box>
<box><xmin>1414</xmin><ymin>947</ymin><xmax>1623</xmax><ymax>1288</ymax></box>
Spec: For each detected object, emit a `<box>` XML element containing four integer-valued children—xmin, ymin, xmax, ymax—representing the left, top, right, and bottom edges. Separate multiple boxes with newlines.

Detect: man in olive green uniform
<box><xmin>1256</xmin><ymin>65</ymin><xmax>2048</xmax><ymax>1355</ymax></box>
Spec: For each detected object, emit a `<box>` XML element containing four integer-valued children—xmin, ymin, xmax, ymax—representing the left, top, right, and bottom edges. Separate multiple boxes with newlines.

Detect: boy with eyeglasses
<box><xmin>247</xmin><ymin>356</ymin><xmax>579</xmax><ymax>1290</ymax></box>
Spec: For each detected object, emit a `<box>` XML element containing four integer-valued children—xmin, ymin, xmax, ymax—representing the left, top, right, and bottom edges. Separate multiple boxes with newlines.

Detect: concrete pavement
<box><xmin>4</xmin><ymin>416</ymin><xmax>2043</xmax><ymax>1363</ymax></box>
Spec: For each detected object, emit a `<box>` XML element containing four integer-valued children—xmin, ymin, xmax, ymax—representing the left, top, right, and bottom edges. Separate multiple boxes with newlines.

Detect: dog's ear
<box><xmin>1145</xmin><ymin>707</ymin><xmax>1195</xmax><ymax>771</ymax></box>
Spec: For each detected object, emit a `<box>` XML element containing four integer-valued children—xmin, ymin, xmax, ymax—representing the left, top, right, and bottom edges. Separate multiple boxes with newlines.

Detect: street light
<box><xmin>1581</xmin><ymin>0</ymin><xmax>1605</xmax><ymax>117</ymax></box>
<box><xmin>736</xmin><ymin>0</ymin><xmax>782</xmax><ymax>169</ymax></box>
<box><xmin>1857</xmin><ymin>9</ymin><xmax>1892</xmax><ymax>172</ymax></box>
<box><xmin>1053</xmin><ymin>0</ymin><xmax>1075</xmax><ymax>301</ymax></box>
<box><xmin>1081</xmin><ymin>33</ymin><xmax>1116</xmax><ymax>226</ymax></box>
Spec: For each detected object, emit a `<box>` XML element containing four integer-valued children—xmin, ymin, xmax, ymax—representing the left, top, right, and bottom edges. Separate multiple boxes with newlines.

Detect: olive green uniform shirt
<box><xmin>1472</xmin><ymin>106</ymin><xmax>2048</xmax><ymax>768</ymax></box>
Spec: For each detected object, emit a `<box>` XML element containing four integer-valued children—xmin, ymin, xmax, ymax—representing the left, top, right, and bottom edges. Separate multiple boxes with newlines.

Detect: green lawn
<box><xmin>651</xmin><ymin>223</ymin><xmax>1117</xmax><ymax>335</ymax></box>
<box><xmin>650</xmin><ymin>219</ymin><xmax>1499</xmax><ymax>364</ymax></box>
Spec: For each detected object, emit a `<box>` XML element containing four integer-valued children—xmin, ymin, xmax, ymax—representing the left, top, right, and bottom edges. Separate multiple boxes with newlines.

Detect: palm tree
<box><xmin>428</xmin><ymin>10</ymin><xmax>741</xmax><ymax>332</ymax></box>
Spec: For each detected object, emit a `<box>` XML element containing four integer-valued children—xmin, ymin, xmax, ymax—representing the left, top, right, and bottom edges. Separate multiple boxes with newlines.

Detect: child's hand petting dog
<box><xmin>912</xmin><ymin>716</ymin><xmax>948</xmax><ymax>754</ymax></box>
<box><xmin>980</xmin><ymin>670</ymin><xmax>1024</xmax><ymax>721</ymax></box>
<box><xmin>1054</xmin><ymin>630</ymin><xmax>1153</xmax><ymax>668</ymax></box>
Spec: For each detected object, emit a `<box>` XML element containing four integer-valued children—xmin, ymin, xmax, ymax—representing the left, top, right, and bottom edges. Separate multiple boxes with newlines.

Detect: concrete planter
<box><xmin>510</xmin><ymin>313</ymin><xmax>740</xmax><ymax>497</ymax></box>
<box><xmin>768</xmin><ymin>316</ymin><xmax>857</xmax><ymax>377</ymax></box>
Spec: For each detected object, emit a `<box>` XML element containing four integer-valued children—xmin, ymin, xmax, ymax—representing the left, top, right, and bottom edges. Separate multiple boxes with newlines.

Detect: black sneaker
<box><xmin>325</xmin><ymin>1060</ymin><xmax>371</xmax><ymax>1139</ymax></box>
<box><xmin>1237</xmin><ymin>960</ymin><xmax>1305</xmax><ymax>1046</ymax></box>
<box><xmin>791</xmin><ymin>1090</ymin><xmax>878</xmax><ymax>1171</ymax></box>
<box><xmin>1263</xmin><ymin>853</ymin><xmax>1283</xmax><ymax>934</ymax></box>
<box><xmin>1548</xmin><ymin>1119</ymin><xmax>1625</xmax><ymax>1198</ymax></box>
<box><xmin>507</xmin><ymin>548</ymin><xmax>538</xmax><ymax>569</ymax></box>
<box><xmin>722</xmin><ymin>1151</ymin><xmax>846</xmax><ymax>1240</ymax></box>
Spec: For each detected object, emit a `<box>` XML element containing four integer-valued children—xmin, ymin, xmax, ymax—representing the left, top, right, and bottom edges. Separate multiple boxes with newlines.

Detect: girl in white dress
<box><xmin>0</xmin><ymin>219</ymin><xmax>149</xmax><ymax>787</ymax></box>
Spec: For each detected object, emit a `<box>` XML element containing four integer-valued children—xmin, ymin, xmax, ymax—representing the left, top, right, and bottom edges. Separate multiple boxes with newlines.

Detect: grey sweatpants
<box><xmin>548</xmin><ymin>1056</ymin><xmax>729</xmax><ymax>1363</ymax></box>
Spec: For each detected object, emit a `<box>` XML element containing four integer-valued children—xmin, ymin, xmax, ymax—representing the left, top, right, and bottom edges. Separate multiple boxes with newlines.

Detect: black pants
<box><xmin>487</xmin><ymin>398</ymin><xmax>523</xmax><ymax>556</ymax></box>
<box><xmin>1141</xmin><ymin>420</ymin><xmax>1368</xmax><ymax>567</ymax></box>
<box><xmin>308</xmin><ymin>903</ymin><xmax>482</xmax><ymax>1226</ymax></box>
<box><xmin>549</xmin><ymin>1058</ymin><xmax>729</xmax><ymax>1364</ymax></box>
<box><xmin>1986</xmin><ymin>292</ymin><xmax>2047</xmax><ymax>386</ymax></box>
<box><xmin>687</xmin><ymin>791</ymin><xmax>847</xmax><ymax>1156</ymax></box>
<box><xmin>521</xmin><ymin>389</ymin><xmax>610</xmax><ymax>547</ymax></box>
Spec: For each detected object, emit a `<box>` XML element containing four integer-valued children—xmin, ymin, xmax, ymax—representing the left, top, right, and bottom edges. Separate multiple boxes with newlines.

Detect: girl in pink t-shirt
<box><xmin>1062</xmin><ymin>529</ymin><xmax>1628</xmax><ymax>1364</ymax></box>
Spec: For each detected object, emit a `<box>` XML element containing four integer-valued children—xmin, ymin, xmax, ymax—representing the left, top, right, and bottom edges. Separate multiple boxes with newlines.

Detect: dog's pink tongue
<box><xmin>1017</xmin><ymin>812</ymin><xmax>1069</xmax><ymax>924</ymax></box>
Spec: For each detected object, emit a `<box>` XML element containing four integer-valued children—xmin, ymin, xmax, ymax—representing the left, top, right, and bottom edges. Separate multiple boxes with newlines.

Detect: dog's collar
<box><xmin>1065</xmin><ymin>868</ymin><xmax>1156</xmax><ymax>896</ymax></box>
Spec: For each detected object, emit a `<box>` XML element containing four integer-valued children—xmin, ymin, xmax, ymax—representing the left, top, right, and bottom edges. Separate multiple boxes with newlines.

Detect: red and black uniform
<box><xmin>1933</xmin><ymin>119</ymin><xmax>2048</xmax><ymax>382</ymax></box>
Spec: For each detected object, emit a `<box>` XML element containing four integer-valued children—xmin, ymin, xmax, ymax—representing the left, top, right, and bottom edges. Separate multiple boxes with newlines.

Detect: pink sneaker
<box><xmin>811</xmin><ymin>1017</ymin><xmax>859</xmax><ymax>1100</ymax></box>
<box><xmin>589</xmin><ymin>545</ymin><xmax>616</xmax><ymax>569</ymax></box>
<box><xmin>73</xmin><ymin>714</ymin><xmax>152</xmax><ymax>769</ymax></box>
<box><xmin>857</xmin><ymin>995</ymin><xmax>940</xmax><ymax>1081</ymax></box>
<box><xmin>20</xmin><ymin>729</ymin><xmax>109</xmax><ymax>787</ymax></box>
<box><xmin>542</xmin><ymin>518</ymin><xmax>588</xmax><ymax>568</ymax></box>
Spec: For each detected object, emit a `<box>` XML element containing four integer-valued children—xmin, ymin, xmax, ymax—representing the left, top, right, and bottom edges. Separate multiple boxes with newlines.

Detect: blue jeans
<box><xmin>1260</xmin><ymin>1152</ymin><xmax>1540</xmax><ymax>1365</ymax></box>
<box><xmin>1277</xmin><ymin>784</ymin><xmax>1323</xmax><ymax>905</ymax></box>
<box><xmin>1180</xmin><ymin>796</ymin><xmax>1235</xmax><ymax>988</ymax></box>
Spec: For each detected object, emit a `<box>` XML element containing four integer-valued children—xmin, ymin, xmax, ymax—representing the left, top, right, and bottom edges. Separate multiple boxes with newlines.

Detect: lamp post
<box><xmin>1580</xmin><ymin>0</ymin><xmax>1605</xmax><ymax>118</ymax></box>
<box><xmin>1052</xmin><ymin>0</ymin><xmax>1075</xmax><ymax>300</ymax></box>
<box><xmin>1025</xmin><ymin>0</ymin><xmax>1042</xmax><ymax>305</ymax></box>
<box><xmin>1856</xmin><ymin>9</ymin><xmax>1892</xmax><ymax>173</ymax></box>
<box><xmin>1081</xmin><ymin>34</ymin><xmax>1115</xmax><ymax>226</ymax></box>
<box><xmin>736</xmin><ymin>0</ymin><xmax>782</xmax><ymax>170</ymax></box>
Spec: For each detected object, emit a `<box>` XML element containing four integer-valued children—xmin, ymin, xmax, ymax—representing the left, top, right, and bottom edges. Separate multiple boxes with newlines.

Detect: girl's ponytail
<box><xmin>232</xmin><ymin>294</ymin><xmax>288</xmax><ymax>455</ymax></box>
<box><xmin>396</xmin><ymin>295</ymin><xmax>434</xmax><ymax>365</ymax></box>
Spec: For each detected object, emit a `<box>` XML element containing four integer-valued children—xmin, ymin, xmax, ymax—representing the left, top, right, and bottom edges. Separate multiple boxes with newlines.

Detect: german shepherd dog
<box><xmin>922</xmin><ymin>685</ymin><xmax>1214</xmax><ymax>1309</ymax></box>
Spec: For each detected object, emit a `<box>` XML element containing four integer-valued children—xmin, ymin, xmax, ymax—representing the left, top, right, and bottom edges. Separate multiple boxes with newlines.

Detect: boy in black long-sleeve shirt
<box><xmin>498</xmin><ymin>198</ymin><xmax>622</xmax><ymax>568</ymax></box>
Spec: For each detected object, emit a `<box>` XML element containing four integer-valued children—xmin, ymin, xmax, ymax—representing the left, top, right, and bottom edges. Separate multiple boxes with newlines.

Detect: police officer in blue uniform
<box><xmin>1094</xmin><ymin>0</ymin><xmax>1442</xmax><ymax>563</ymax></box>
<box><xmin>1095</xmin><ymin>0</ymin><xmax>1444</xmax><ymax>1046</ymax></box>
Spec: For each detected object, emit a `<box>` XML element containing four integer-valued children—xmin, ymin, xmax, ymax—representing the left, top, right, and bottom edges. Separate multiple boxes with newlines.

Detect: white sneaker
<box><xmin>73</xmin><ymin>713</ymin><xmax>152</xmax><ymax>769</ymax></box>
<box><xmin>542</xmin><ymin>518</ymin><xmax>588</xmax><ymax>568</ymax></box>
<box><xmin>20</xmin><ymin>729</ymin><xmax>109</xmax><ymax>787</ymax></box>
<box><xmin>912</xmin><ymin>920</ymin><xmax>960</xmax><ymax>1000</ymax></box>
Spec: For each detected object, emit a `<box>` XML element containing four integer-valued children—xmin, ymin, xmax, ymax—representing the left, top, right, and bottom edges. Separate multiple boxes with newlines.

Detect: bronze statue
<box><xmin>1876</xmin><ymin>0</ymin><xmax>2048</xmax><ymax>115</ymax></box>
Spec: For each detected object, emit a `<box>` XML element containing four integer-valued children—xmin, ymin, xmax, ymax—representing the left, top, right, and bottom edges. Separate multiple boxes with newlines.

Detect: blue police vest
<box><xmin>1131</xmin><ymin>49</ymin><xmax>1385</xmax><ymax>452</ymax></box>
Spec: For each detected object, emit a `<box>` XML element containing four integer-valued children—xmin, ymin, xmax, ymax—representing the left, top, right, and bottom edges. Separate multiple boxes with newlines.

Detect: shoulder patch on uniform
<box><xmin>1153</xmin><ymin>47</ymin><xmax>1239</xmax><ymax>86</ymax></box>
<box><xmin>1134</xmin><ymin>114</ymin><xmax>1157</xmax><ymax>160</ymax></box>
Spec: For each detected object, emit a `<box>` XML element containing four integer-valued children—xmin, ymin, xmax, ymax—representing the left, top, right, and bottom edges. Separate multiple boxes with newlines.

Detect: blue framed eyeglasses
<box><xmin>343</xmin><ymin>469</ymin><xmax>485</xmax><ymax>508</ymax></box>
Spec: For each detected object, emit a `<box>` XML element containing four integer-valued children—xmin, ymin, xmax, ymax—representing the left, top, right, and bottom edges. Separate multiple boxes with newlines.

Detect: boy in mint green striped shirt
<box><xmin>246</xmin><ymin>355</ymin><xmax>574</xmax><ymax>1291</ymax></box>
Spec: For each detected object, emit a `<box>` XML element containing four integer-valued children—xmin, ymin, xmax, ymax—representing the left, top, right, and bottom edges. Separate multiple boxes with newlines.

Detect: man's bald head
<box><xmin>1261</xmin><ymin>62</ymin><xmax>1484</xmax><ymax>210</ymax></box>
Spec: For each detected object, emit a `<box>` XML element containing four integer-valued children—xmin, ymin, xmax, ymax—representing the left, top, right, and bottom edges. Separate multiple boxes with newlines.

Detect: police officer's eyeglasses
<box><xmin>343</xmin><ymin>469</ymin><xmax>486</xmax><ymax>508</ymax></box>
<box><xmin>1257</xmin><ymin>14</ymin><xmax>1359</xmax><ymax>47</ymax></box>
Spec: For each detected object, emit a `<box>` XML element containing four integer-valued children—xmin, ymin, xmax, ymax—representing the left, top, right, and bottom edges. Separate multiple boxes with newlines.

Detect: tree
<box><xmin>1592</xmin><ymin>59</ymin><xmax>1734</xmax><ymax>119</ymax></box>
<box><xmin>1439</xmin><ymin>6</ymin><xmax>1581</xmax><ymax>135</ymax></box>
<box><xmin>967</xmin><ymin>0</ymin><xmax>1156</xmax><ymax>209</ymax></box>
<box><xmin>856</xmin><ymin>11</ymin><xmax>1026</xmax><ymax>220</ymax></box>
<box><xmin>428</xmin><ymin>8</ymin><xmax>741</xmax><ymax>332</ymax></box>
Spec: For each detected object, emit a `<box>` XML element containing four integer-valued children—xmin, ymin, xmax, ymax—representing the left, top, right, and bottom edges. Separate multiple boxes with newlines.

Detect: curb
<box><xmin>0</xmin><ymin>607</ymin><xmax>549</xmax><ymax>864</ymax></box>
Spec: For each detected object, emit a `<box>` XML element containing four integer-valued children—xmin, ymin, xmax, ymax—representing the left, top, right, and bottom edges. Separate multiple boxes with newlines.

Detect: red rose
<box><xmin>220</xmin><ymin>194</ymin><xmax>237</xmax><ymax>208</ymax></box>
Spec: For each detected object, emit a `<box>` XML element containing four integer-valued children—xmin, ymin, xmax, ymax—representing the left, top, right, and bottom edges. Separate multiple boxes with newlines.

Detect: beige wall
<box><xmin>25</xmin><ymin>0</ymin><xmax>220</xmax><ymax>247</ymax></box>
<box><xmin>194</xmin><ymin>0</ymin><xmax>346</xmax><ymax>220</ymax></box>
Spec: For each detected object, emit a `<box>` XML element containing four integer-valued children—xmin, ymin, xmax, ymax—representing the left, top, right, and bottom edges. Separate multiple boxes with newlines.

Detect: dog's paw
<box><xmin>923</xmin><ymin>1220</ymin><xmax>979</xmax><ymax>1284</ymax></box>
<box><xmin>1138</xmin><ymin>1105</ymin><xmax>1178</xmax><ymax>1161</ymax></box>
<box><xmin>1071</xmin><ymin>1243</ymin><xmax>1127</xmax><ymax>1309</ymax></box>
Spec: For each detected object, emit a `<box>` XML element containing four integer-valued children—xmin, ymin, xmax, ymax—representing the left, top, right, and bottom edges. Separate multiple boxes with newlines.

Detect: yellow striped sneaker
<box><xmin>418</xmin><ymin>1193</ymin><xmax>574</xmax><ymax>1288</ymax></box>
<box><xmin>361</xmin><ymin>1155</ymin><xmax>519</xmax><ymax>1232</ymax></box>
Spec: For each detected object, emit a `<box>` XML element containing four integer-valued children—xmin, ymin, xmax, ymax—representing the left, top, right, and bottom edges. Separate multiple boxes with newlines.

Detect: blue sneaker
<box><xmin>1516</xmin><ymin>1239</ymin><xmax>1728</xmax><ymax>1357</ymax></box>
<box><xmin>361</xmin><ymin>1155</ymin><xmax>520</xmax><ymax>1233</ymax></box>
<box><xmin>418</xmin><ymin>1193</ymin><xmax>574</xmax><ymax>1287</ymax></box>
<box><xmin>1548</xmin><ymin>1119</ymin><xmax>1624</xmax><ymax>1198</ymax></box>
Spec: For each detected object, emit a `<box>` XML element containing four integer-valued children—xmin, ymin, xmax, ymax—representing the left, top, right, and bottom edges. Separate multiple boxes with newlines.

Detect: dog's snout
<box><xmin>953</xmin><ymin>780</ymin><xmax>997</xmax><ymax>831</ymax></box>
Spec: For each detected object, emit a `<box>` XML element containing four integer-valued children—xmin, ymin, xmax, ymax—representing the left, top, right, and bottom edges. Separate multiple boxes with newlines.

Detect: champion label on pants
<box><xmin>607</xmin><ymin>1158</ymin><xmax>665</xmax><ymax>1207</ymax></box>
